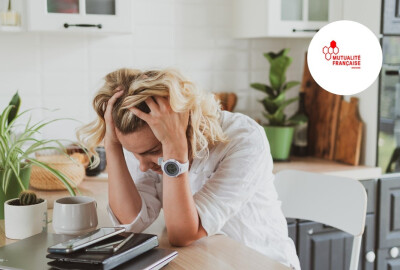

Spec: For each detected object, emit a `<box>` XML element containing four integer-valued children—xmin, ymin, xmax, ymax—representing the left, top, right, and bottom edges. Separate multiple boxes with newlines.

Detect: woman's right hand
<box><xmin>104</xmin><ymin>89</ymin><xmax>124</xmax><ymax>146</ymax></box>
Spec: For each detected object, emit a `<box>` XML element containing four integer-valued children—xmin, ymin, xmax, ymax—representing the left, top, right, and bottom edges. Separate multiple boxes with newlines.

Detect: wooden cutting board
<box><xmin>301</xmin><ymin>53</ymin><xmax>342</xmax><ymax>160</ymax></box>
<box><xmin>333</xmin><ymin>97</ymin><xmax>363</xmax><ymax>165</ymax></box>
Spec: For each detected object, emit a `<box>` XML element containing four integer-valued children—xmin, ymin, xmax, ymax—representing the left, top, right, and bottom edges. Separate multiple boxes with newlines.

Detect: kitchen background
<box><xmin>0</xmin><ymin>0</ymin><xmax>380</xmax><ymax>166</ymax></box>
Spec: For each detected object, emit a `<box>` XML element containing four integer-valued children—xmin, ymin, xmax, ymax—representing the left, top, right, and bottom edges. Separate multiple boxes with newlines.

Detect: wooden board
<box><xmin>333</xmin><ymin>97</ymin><xmax>363</xmax><ymax>165</ymax></box>
<box><xmin>301</xmin><ymin>53</ymin><xmax>342</xmax><ymax>160</ymax></box>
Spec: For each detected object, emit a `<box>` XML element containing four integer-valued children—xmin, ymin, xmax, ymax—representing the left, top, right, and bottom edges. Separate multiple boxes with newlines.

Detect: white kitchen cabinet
<box><xmin>233</xmin><ymin>0</ymin><xmax>343</xmax><ymax>38</ymax></box>
<box><xmin>26</xmin><ymin>0</ymin><xmax>132</xmax><ymax>33</ymax></box>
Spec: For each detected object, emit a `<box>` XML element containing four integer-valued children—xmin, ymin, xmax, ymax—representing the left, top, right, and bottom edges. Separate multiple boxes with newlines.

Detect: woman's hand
<box><xmin>104</xmin><ymin>89</ymin><xmax>124</xmax><ymax>146</ymax></box>
<box><xmin>129</xmin><ymin>97</ymin><xmax>189</xmax><ymax>161</ymax></box>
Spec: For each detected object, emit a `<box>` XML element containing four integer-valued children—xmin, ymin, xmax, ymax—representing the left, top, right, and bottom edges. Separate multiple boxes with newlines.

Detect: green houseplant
<box><xmin>250</xmin><ymin>48</ymin><xmax>300</xmax><ymax>161</ymax></box>
<box><xmin>0</xmin><ymin>92</ymin><xmax>77</xmax><ymax>219</ymax></box>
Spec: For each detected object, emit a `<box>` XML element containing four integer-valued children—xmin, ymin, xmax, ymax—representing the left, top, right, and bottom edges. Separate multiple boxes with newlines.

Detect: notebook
<box><xmin>0</xmin><ymin>232</ymin><xmax>178</xmax><ymax>270</ymax></box>
<box><xmin>47</xmin><ymin>233</ymin><xmax>159</xmax><ymax>269</ymax></box>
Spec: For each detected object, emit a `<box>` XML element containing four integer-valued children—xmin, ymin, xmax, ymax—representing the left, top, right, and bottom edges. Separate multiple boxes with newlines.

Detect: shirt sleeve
<box><xmin>107</xmin><ymin>149</ymin><xmax>162</xmax><ymax>232</ymax></box>
<box><xmin>193</xmin><ymin>125</ymin><xmax>273</xmax><ymax>236</ymax></box>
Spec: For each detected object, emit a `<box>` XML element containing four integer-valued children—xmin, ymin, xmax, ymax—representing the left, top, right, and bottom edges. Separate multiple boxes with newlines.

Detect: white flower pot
<box><xmin>4</xmin><ymin>198</ymin><xmax>47</xmax><ymax>240</ymax></box>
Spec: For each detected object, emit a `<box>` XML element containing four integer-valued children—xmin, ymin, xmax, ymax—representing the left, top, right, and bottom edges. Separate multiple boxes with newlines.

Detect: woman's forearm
<box><xmin>162</xmin><ymin>143</ymin><xmax>207</xmax><ymax>246</ymax></box>
<box><xmin>106</xmin><ymin>140</ymin><xmax>142</xmax><ymax>224</ymax></box>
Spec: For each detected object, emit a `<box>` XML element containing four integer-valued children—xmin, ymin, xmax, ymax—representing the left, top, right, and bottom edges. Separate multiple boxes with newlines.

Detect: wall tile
<box><xmin>175</xmin><ymin>27</ymin><xmax>215</xmax><ymax>49</ymax></box>
<box><xmin>213</xmin><ymin>71</ymin><xmax>249</xmax><ymax>92</ymax></box>
<box><xmin>41</xmin><ymin>34</ymin><xmax>88</xmax><ymax>73</ymax></box>
<box><xmin>133</xmin><ymin>0</ymin><xmax>174</xmax><ymax>26</ymax></box>
<box><xmin>0</xmin><ymin>33</ymin><xmax>39</xmax><ymax>72</ymax></box>
<box><xmin>214</xmin><ymin>50</ymin><xmax>248</xmax><ymax>71</ymax></box>
<box><xmin>133</xmin><ymin>25</ymin><xmax>174</xmax><ymax>49</ymax></box>
<box><xmin>176</xmin><ymin>50</ymin><xmax>214</xmax><ymax>71</ymax></box>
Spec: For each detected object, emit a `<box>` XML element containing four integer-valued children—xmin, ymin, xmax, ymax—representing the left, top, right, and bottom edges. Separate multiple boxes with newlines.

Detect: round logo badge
<box><xmin>307</xmin><ymin>20</ymin><xmax>382</xmax><ymax>95</ymax></box>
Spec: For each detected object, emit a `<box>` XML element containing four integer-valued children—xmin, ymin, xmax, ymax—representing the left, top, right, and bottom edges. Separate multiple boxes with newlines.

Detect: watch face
<box><xmin>165</xmin><ymin>162</ymin><xmax>179</xmax><ymax>176</ymax></box>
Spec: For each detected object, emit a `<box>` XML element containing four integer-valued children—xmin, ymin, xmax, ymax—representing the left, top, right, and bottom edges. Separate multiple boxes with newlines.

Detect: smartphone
<box><xmin>85</xmin><ymin>233</ymin><xmax>135</xmax><ymax>254</ymax></box>
<box><xmin>48</xmin><ymin>227</ymin><xmax>126</xmax><ymax>254</ymax></box>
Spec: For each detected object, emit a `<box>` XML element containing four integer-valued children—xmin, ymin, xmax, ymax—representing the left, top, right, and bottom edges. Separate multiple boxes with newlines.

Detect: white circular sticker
<box><xmin>307</xmin><ymin>20</ymin><xmax>382</xmax><ymax>95</ymax></box>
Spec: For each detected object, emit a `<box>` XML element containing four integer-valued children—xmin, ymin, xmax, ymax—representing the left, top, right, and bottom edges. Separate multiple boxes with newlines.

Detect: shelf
<box><xmin>0</xmin><ymin>25</ymin><xmax>23</xmax><ymax>32</ymax></box>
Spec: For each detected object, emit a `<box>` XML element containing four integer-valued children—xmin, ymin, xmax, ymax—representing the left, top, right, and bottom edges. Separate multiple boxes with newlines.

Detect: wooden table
<box><xmin>0</xmin><ymin>177</ymin><xmax>290</xmax><ymax>270</ymax></box>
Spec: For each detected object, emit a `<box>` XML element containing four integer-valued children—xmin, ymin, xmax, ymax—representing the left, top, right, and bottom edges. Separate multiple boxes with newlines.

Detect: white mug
<box><xmin>52</xmin><ymin>196</ymin><xmax>98</xmax><ymax>235</ymax></box>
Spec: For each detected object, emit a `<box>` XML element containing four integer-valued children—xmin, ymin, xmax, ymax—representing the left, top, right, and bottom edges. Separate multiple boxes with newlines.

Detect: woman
<box><xmin>78</xmin><ymin>68</ymin><xmax>300</xmax><ymax>269</ymax></box>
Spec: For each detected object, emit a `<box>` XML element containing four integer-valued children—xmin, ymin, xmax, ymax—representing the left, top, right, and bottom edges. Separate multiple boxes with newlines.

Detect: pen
<box><xmin>114</xmin><ymin>234</ymin><xmax>134</xmax><ymax>252</ymax></box>
<box><xmin>91</xmin><ymin>239</ymin><xmax>123</xmax><ymax>250</ymax></box>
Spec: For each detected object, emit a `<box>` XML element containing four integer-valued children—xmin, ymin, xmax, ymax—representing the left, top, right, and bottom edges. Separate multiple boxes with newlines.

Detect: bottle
<box><xmin>291</xmin><ymin>92</ymin><xmax>308</xmax><ymax>156</ymax></box>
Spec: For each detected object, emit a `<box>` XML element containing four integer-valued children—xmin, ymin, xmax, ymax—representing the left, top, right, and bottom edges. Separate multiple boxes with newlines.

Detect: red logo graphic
<box><xmin>322</xmin><ymin>40</ymin><xmax>361</xmax><ymax>69</ymax></box>
<box><xmin>322</xmin><ymin>40</ymin><xmax>339</xmax><ymax>61</ymax></box>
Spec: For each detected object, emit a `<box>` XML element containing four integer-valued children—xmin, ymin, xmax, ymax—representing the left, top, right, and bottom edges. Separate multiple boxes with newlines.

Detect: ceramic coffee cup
<box><xmin>52</xmin><ymin>196</ymin><xmax>98</xmax><ymax>235</ymax></box>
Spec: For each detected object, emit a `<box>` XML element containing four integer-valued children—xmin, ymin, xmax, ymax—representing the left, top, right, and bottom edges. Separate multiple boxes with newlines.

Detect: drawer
<box><xmin>378</xmin><ymin>176</ymin><xmax>400</xmax><ymax>249</ymax></box>
<box><xmin>297</xmin><ymin>214</ymin><xmax>375</xmax><ymax>270</ymax></box>
<box><xmin>377</xmin><ymin>247</ymin><xmax>400</xmax><ymax>270</ymax></box>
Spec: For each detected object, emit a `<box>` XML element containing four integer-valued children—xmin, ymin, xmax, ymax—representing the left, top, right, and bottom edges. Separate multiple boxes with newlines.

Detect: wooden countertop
<box><xmin>273</xmin><ymin>156</ymin><xmax>382</xmax><ymax>180</ymax></box>
<box><xmin>0</xmin><ymin>177</ymin><xmax>290</xmax><ymax>270</ymax></box>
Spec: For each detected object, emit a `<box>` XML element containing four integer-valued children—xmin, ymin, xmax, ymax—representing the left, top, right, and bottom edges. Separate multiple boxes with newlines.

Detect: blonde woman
<box><xmin>78</xmin><ymin>68</ymin><xmax>300</xmax><ymax>269</ymax></box>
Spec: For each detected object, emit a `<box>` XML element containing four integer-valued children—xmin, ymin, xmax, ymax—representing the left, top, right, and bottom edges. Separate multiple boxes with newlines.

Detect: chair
<box><xmin>274</xmin><ymin>170</ymin><xmax>367</xmax><ymax>270</ymax></box>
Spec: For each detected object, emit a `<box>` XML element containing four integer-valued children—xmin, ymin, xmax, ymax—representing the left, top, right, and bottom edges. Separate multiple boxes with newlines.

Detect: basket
<box><xmin>30</xmin><ymin>154</ymin><xmax>85</xmax><ymax>191</ymax></box>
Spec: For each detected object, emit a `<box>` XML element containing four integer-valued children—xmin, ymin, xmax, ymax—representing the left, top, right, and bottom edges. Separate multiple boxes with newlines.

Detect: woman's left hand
<box><xmin>129</xmin><ymin>97</ymin><xmax>189</xmax><ymax>150</ymax></box>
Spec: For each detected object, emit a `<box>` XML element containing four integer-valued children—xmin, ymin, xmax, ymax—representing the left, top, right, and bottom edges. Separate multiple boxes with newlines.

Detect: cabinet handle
<box><xmin>385</xmin><ymin>70</ymin><xmax>399</xmax><ymax>76</ymax></box>
<box><xmin>365</xmin><ymin>251</ymin><xmax>376</xmax><ymax>263</ymax></box>
<box><xmin>64</xmin><ymin>23</ymin><xmax>102</xmax><ymax>29</ymax></box>
<box><xmin>307</xmin><ymin>229</ymin><xmax>313</xmax><ymax>235</ymax></box>
<box><xmin>390</xmin><ymin>247</ymin><xmax>399</xmax><ymax>258</ymax></box>
<box><xmin>292</xmin><ymin>28</ymin><xmax>319</xmax><ymax>33</ymax></box>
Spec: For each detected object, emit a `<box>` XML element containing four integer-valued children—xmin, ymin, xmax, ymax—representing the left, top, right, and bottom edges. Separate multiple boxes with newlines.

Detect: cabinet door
<box><xmin>298</xmin><ymin>214</ymin><xmax>375</xmax><ymax>270</ymax></box>
<box><xmin>287</xmin><ymin>218</ymin><xmax>297</xmax><ymax>247</ymax></box>
<box><xmin>233</xmin><ymin>0</ymin><xmax>342</xmax><ymax>38</ymax></box>
<box><xmin>377</xmin><ymin>247</ymin><xmax>400</xmax><ymax>270</ymax></box>
<box><xmin>378</xmin><ymin>176</ymin><xmax>400</xmax><ymax>249</ymax></box>
<box><xmin>26</xmin><ymin>0</ymin><xmax>132</xmax><ymax>33</ymax></box>
<box><xmin>362</xmin><ymin>179</ymin><xmax>377</xmax><ymax>214</ymax></box>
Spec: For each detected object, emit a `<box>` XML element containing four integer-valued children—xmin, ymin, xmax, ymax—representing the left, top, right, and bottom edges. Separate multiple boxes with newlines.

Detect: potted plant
<box><xmin>250</xmin><ymin>49</ymin><xmax>300</xmax><ymax>161</ymax></box>
<box><xmin>4</xmin><ymin>190</ymin><xmax>47</xmax><ymax>239</ymax></box>
<box><xmin>0</xmin><ymin>92</ymin><xmax>77</xmax><ymax>219</ymax></box>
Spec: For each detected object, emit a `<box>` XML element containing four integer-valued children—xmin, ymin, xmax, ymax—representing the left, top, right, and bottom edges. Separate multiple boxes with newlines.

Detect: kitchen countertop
<box><xmin>273</xmin><ymin>156</ymin><xmax>382</xmax><ymax>180</ymax></box>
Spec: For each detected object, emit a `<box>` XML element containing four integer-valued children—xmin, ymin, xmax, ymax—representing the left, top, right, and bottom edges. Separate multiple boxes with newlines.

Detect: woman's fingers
<box><xmin>145</xmin><ymin>97</ymin><xmax>159</xmax><ymax>113</ymax></box>
<box><xmin>154</xmin><ymin>96</ymin><xmax>170</xmax><ymax>112</ymax></box>
<box><xmin>105</xmin><ymin>90</ymin><xmax>124</xmax><ymax>118</ymax></box>
<box><xmin>129</xmin><ymin>107</ymin><xmax>151</xmax><ymax>123</ymax></box>
<box><xmin>107</xmin><ymin>90</ymin><xmax>124</xmax><ymax>109</ymax></box>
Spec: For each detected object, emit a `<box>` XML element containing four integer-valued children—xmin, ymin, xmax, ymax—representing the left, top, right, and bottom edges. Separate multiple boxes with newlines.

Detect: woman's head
<box><xmin>77</xmin><ymin>68</ymin><xmax>227</xmax><ymax>169</ymax></box>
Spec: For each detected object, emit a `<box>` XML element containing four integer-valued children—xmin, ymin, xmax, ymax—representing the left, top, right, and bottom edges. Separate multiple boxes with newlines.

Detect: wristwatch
<box><xmin>158</xmin><ymin>157</ymin><xmax>189</xmax><ymax>177</ymax></box>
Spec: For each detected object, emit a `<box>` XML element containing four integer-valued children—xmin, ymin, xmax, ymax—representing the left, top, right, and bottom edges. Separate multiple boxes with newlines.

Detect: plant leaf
<box><xmin>250</xmin><ymin>83</ymin><xmax>276</xmax><ymax>97</ymax></box>
<box><xmin>269</xmin><ymin>56</ymin><xmax>292</xmax><ymax>92</ymax></box>
<box><xmin>259</xmin><ymin>98</ymin><xmax>277</xmax><ymax>114</ymax></box>
<box><xmin>7</xmin><ymin>91</ymin><xmax>21</xmax><ymax>125</ymax></box>
<box><xmin>282</xmin><ymin>81</ymin><xmax>300</xmax><ymax>91</ymax></box>
<box><xmin>263</xmin><ymin>48</ymin><xmax>290</xmax><ymax>63</ymax></box>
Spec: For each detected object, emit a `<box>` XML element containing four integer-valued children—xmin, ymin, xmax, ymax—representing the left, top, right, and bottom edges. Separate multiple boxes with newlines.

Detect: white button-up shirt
<box><xmin>107</xmin><ymin>111</ymin><xmax>300</xmax><ymax>269</ymax></box>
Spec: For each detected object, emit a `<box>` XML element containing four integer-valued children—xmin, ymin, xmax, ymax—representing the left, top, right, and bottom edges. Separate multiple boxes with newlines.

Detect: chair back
<box><xmin>274</xmin><ymin>170</ymin><xmax>367</xmax><ymax>236</ymax></box>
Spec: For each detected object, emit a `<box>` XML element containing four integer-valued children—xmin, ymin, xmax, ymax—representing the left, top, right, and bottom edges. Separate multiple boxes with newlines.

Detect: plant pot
<box><xmin>4</xmin><ymin>198</ymin><xmax>47</xmax><ymax>239</ymax></box>
<box><xmin>264</xmin><ymin>125</ymin><xmax>295</xmax><ymax>161</ymax></box>
<box><xmin>0</xmin><ymin>165</ymin><xmax>31</xmax><ymax>219</ymax></box>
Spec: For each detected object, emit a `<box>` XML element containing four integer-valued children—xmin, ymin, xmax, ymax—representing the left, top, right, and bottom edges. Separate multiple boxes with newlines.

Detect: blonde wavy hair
<box><xmin>77</xmin><ymin>68</ymin><xmax>228</xmax><ymax>166</ymax></box>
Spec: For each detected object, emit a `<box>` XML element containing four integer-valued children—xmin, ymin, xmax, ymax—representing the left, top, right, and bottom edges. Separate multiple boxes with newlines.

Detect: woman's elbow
<box><xmin>168</xmin><ymin>235</ymin><xmax>195</xmax><ymax>247</ymax></box>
